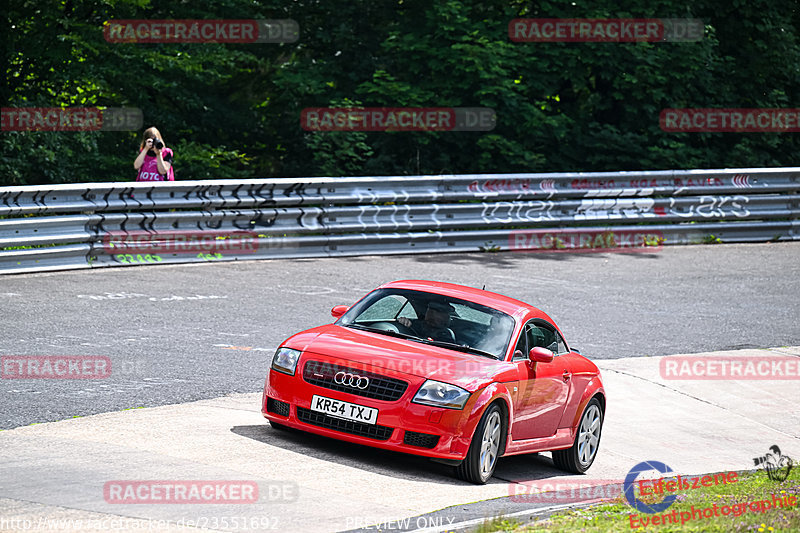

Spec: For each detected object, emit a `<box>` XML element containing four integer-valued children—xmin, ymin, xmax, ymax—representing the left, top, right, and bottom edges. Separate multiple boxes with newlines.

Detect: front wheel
<box><xmin>455</xmin><ymin>404</ymin><xmax>504</xmax><ymax>484</ymax></box>
<box><xmin>552</xmin><ymin>397</ymin><xmax>603</xmax><ymax>473</ymax></box>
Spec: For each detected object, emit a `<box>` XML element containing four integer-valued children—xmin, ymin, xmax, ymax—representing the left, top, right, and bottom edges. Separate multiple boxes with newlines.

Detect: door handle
<box><xmin>562</xmin><ymin>370</ymin><xmax>571</xmax><ymax>382</ymax></box>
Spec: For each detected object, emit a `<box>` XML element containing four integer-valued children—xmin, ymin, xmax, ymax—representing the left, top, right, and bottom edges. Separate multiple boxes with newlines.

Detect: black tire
<box><xmin>552</xmin><ymin>397</ymin><xmax>603</xmax><ymax>473</ymax></box>
<box><xmin>455</xmin><ymin>404</ymin><xmax>504</xmax><ymax>484</ymax></box>
<box><xmin>269</xmin><ymin>420</ymin><xmax>290</xmax><ymax>431</ymax></box>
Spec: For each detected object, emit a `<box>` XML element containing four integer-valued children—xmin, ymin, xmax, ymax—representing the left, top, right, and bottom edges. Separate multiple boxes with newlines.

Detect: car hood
<box><xmin>285</xmin><ymin>324</ymin><xmax>516</xmax><ymax>391</ymax></box>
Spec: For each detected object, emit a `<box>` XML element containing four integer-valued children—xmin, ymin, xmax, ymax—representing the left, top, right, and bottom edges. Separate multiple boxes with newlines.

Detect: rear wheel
<box><xmin>552</xmin><ymin>398</ymin><xmax>603</xmax><ymax>473</ymax></box>
<box><xmin>456</xmin><ymin>404</ymin><xmax>504</xmax><ymax>484</ymax></box>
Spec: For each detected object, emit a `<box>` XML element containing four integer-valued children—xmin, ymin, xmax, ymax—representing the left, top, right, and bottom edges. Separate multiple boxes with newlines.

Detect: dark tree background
<box><xmin>3</xmin><ymin>0</ymin><xmax>799</xmax><ymax>185</ymax></box>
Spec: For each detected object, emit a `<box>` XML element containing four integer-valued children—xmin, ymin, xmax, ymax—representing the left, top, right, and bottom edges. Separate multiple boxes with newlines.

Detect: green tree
<box><xmin>3</xmin><ymin>0</ymin><xmax>800</xmax><ymax>185</ymax></box>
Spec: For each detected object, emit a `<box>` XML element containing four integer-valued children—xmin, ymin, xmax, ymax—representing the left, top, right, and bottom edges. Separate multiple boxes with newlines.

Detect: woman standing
<box><xmin>134</xmin><ymin>126</ymin><xmax>174</xmax><ymax>181</ymax></box>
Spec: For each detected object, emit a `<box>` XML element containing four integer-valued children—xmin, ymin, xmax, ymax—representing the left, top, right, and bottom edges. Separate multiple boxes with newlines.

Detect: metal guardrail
<box><xmin>1</xmin><ymin>167</ymin><xmax>798</xmax><ymax>274</ymax></box>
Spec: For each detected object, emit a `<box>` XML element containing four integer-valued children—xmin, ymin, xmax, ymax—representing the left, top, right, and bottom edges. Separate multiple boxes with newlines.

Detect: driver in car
<box><xmin>398</xmin><ymin>301</ymin><xmax>456</xmax><ymax>343</ymax></box>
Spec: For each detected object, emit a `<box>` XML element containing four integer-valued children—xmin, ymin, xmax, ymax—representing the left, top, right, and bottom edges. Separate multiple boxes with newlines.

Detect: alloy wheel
<box><xmin>577</xmin><ymin>404</ymin><xmax>601</xmax><ymax>466</ymax></box>
<box><xmin>479</xmin><ymin>410</ymin><xmax>502</xmax><ymax>477</ymax></box>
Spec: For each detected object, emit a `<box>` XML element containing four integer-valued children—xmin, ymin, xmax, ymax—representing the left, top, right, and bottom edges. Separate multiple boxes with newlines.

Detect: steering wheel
<box><xmin>393</xmin><ymin>319</ymin><xmax>419</xmax><ymax>336</ymax></box>
<box><xmin>368</xmin><ymin>321</ymin><xmax>401</xmax><ymax>333</ymax></box>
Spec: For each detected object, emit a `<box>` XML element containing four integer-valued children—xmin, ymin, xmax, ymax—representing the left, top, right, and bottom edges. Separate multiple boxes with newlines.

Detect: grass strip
<box><xmin>499</xmin><ymin>467</ymin><xmax>799</xmax><ymax>532</ymax></box>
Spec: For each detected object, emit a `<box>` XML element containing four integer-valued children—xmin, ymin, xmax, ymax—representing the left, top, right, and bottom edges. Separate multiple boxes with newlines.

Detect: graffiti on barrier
<box><xmin>666</xmin><ymin>195</ymin><xmax>750</xmax><ymax>218</ymax></box>
<box><xmin>575</xmin><ymin>198</ymin><xmax>656</xmax><ymax>219</ymax></box>
<box><xmin>480</xmin><ymin>200</ymin><xmax>558</xmax><ymax>223</ymax></box>
<box><xmin>468</xmin><ymin>178</ymin><xmax>536</xmax><ymax>194</ymax></box>
<box><xmin>573</xmin><ymin>196</ymin><xmax>751</xmax><ymax>219</ymax></box>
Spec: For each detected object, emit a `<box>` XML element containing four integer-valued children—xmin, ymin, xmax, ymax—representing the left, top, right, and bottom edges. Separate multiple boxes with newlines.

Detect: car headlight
<box><xmin>413</xmin><ymin>380</ymin><xmax>470</xmax><ymax>409</ymax></box>
<box><xmin>271</xmin><ymin>347</ymin><xmax>302</xmax><ymax>376</ymax></box>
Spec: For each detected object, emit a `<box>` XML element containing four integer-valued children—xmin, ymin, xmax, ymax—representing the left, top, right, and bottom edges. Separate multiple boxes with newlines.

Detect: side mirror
<box><xmin>330</xmin><ymin>305</ymin><xmax>349</xmax><ymax>319</ymax></box>
<box><xmin>529</xmin><ymin>346</ymin><xmax>554</xmax><ymax>363</ymax></box>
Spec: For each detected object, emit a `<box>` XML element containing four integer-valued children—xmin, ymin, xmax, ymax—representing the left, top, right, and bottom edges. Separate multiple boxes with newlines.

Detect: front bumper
<box><xmin>261</xmin><ymin>355</ymin><xmax>483</xmax><ymax>460</ymax></box>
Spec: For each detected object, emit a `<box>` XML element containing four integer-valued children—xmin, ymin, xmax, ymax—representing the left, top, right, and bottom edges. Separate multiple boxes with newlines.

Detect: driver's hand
<box><xmin>397</xmin><ymin>317</ymin><xmax>411</xmax><ymax>327</ymax></box>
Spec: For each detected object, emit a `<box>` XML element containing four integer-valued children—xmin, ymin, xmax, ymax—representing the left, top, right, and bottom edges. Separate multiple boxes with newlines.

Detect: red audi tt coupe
<box><xmin>262</xmin><ymin>280</ymin><xmax>605</xmax><ymax>484</ymax></box>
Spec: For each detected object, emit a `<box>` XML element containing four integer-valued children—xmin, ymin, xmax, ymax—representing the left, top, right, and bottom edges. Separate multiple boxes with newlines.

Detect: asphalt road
<box><xmin>2</xmin><ymin>347</ymin><xmax>798</xmax><ymax>533</ymax></box>
<box><xmin>1</xmin><ymin>242</ymin><xmax>798</xmax><ymax>430</ymax></box>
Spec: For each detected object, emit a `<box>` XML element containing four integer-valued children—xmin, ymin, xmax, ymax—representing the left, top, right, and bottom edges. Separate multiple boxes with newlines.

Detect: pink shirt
<box><xmin>136</xmin><ymin>147</ymin><xmax>174</xmax><ymax>181</ymax></box>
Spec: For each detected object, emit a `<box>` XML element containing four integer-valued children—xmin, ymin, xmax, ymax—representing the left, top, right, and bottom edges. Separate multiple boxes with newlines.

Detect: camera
<box><xmin>151</xmin><ymin>138</ymin><xmax>164</xmax><ymax>150</ymax></box>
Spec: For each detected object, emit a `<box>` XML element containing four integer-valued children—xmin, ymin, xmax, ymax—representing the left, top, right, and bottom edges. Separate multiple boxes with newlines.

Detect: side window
<box><xmin>397</xmin><ymin>300</ymin><xmax>418</xmax><ymax>320</ymax></box>
<box><xmin>514</xmin><ymin>321</ymin><xmax>569</xmax><ymax>359</ymax></box>
<box><xmin>556</xmin><ymin>332</ymin><xmax>568</xmax><ymax>354</ymax></box>
<box><xmin>528</xmin><ymin>325</ymin><xmax>551</xmax><ymax>350</ymax></box>
<box><xmin>532</xmin><ymin>321</ymin><xmax>568</xmax><ymax>355</ymax></box>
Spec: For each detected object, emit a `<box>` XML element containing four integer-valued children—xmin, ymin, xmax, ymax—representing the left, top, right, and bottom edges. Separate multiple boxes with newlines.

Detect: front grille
<box><xmin>303</xmin><ymin>360</ymin><xmax>408</xmax><ymax>402</ymax></box>
<box><xmin>267</xmin><ymin>397</ymin><xmax>290</xmax><ymax>417</ymax></box>
<box><xmin>296</xmin><ymin>407</ymin><xmax>394</xmax><ymax>441</ymax></box>
<box><xmin>403</xmin><ymin>431</ymin><xmax>440</xmax><ymax>449</ymax></box>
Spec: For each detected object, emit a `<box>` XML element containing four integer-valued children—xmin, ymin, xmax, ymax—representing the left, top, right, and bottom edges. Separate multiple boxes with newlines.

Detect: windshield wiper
<box><xmin>417</xmin><ymin>339</ymin><xmax>498</xmax><ymax>359</ymax></box>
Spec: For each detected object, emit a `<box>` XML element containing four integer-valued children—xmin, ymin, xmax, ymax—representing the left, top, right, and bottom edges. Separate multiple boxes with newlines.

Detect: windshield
<box><xmin>338</xmin><ymin>288</ymin><xmax>515</xmax><ymax>359</ymax></box>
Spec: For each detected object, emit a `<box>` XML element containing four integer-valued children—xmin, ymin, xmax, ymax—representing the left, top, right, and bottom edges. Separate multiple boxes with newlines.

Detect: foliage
<box><xmin>3</xmin><ymin>0</ymin><xmax>800</xmax><ymax>184</ymax></box>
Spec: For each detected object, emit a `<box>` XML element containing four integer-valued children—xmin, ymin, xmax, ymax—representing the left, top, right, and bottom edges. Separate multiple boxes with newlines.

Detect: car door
<box><xmin>510</xmin><ymin>320</ymin><xmax>573</xmax><ymax>441</ymax></box>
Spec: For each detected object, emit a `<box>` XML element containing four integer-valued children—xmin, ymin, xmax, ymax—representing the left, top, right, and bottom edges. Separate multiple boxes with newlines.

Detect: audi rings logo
<box><xmin>334</xmin><ymin>371</ymin><xmax>370</xmax><ymax>390</ymax></box>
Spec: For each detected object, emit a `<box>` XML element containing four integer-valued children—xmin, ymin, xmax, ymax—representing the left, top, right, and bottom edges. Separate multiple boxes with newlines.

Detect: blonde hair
<box><xmin>139</xmin><ymin>127</ymin><xmax>165</xmax><ymax>151</ymax></box>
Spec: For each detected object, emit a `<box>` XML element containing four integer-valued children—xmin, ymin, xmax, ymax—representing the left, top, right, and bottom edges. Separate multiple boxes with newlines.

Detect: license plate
<box><xmin>310</xmin><ymin>395</ymin><xmax>378</xmax><ymax>424</ymax></box>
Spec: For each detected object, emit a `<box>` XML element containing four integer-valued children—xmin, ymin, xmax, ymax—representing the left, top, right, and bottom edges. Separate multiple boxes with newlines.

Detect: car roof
<box><xmin>378</xmin><ymin>279</ymin><xmax>541</xmax><ymax>318</ymax></box>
